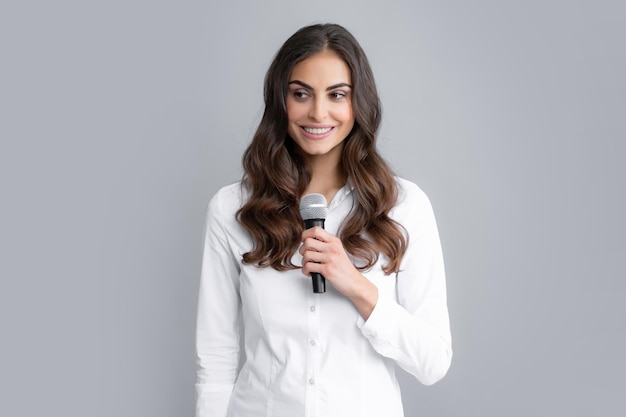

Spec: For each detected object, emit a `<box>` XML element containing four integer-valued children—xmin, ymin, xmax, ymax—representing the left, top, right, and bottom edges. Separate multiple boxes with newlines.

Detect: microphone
<box><xmin>299</xmin><ymin>193</ymin><xmax>328</xmax><ymax>293</ymax></box>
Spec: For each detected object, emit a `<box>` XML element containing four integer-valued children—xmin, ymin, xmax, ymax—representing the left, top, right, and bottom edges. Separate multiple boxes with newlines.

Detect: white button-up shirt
<box><xmin>196</xmin><ymin>178</ymin><xmax>452</xmax><ymax>417</ymax></box>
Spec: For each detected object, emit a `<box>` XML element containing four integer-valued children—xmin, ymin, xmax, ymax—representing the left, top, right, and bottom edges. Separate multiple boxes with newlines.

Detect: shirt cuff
<box><xmin>195</xmin><ymin>383</ymin><xmax>234</xmax><ymax>417</ymax></box>
<box><xmin>356</xmin><ymin>293</ymin><xmax>394</xmax><ymax>338</ymax></box>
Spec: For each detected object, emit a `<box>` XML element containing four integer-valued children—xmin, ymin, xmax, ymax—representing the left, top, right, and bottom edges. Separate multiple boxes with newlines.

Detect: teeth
<box><xmin>304</xmin><ymin>127</ymin><xmax>332</xmax><ymax>135</ymax></box>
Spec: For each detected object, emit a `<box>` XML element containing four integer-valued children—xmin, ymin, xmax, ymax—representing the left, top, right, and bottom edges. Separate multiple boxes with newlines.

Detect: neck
<box><xmin>304</xmin><ymin>151</ymin><xmax>347</xmax><ymax>204</ymax></box>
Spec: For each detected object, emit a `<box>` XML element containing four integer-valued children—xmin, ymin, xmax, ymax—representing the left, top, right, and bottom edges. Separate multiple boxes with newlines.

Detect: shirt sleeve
<box><xmin>357</xmin><ymin>181</ymin><xmax>452</xmax><ymax>385</ymax></box>
<box><xmin>196</xmin><ymin>190</ymin><xmax>242</xmax><ymax>417</ymax></box>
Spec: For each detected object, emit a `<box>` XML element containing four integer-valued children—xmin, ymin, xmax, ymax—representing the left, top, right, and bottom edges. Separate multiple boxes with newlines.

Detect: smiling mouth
<box><xmin>303</xmin><ymin>127</ymin><xmax>333</xmax><ymax>135</ymax></box>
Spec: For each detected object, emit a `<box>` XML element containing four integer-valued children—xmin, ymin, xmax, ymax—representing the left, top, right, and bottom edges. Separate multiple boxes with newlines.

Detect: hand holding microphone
<box><xmin>299</xmin><ymin>193</ymin><xmax>379</xmax><ymax>317</ymax></box>
<box><xmin>299</xmin><ymin>193</ymin><xmax>328</xmax><ymax>293</ymax></box>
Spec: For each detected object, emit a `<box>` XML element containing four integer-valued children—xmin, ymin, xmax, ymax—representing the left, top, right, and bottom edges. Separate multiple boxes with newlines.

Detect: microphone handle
<box><xmin>304</xmin><ymin>218</ymin><xmax>326</xmax><ymax>293</ymax></box>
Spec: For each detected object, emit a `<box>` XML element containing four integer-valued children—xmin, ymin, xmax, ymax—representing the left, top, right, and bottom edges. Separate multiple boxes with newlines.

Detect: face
<box><xmin>286</xmin><ymin>50</ymin><xmax>355</xmax><ymax>163</ymax></box>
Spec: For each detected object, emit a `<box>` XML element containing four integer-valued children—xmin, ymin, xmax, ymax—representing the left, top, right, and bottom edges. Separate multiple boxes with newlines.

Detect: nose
<box><xmin>308</xmin><ymin>97</ymin><xmax>328</xmax><ymax>122</ymax></box>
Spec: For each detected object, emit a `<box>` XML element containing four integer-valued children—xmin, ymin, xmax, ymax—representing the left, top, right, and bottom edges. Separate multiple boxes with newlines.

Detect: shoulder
<box><xmin>206</xmin><ymin>181</ymin><xmax>249</xmax><ymax>226</ymax></box>
<box><xmin>208</xmin><ymin>181</ymin><xmax>247</xmax><ymax>211</ymax></box>
<box><xmin>394</xmin><ymin>177</ymin><xmax>432</xmax><ymax>210</ymax></box>
<box><xmin>389</xmin><ymin>177</ymin><xmax>438</xmax><ymax>231</ymax></box>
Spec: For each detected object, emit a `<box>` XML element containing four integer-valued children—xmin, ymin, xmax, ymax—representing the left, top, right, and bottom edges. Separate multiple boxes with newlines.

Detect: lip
<box><xmin>299</xmin><ymin>126</ymin><xmax>335</xmax><ymax>140</ymax></box>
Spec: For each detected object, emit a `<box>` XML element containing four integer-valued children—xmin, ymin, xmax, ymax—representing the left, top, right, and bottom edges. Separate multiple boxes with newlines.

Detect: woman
<box><xmin>196</xmin><ymin>23</ymin><xmax>452</xmax><ymax>417</ymax></box>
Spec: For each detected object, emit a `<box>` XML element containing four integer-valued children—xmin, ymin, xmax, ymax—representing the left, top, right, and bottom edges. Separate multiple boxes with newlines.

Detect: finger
<box><xmin>301</xmin><ymin>226</ymin><xmax>331</xmax><ymax>242</ymax></box>
<box><xmin>302</xmin><ymin>236</ymin><xmax>326</xmax><ymax>253</ymax></box>
<box><xmin>302</xmin><ymin>249</ymin><xmax>324</xmax><ymax>265</ymax></box>
<box><xmin>302</xmin><ymin>258</ymin><xmax>325</xmax><ymax>277</ymax></box>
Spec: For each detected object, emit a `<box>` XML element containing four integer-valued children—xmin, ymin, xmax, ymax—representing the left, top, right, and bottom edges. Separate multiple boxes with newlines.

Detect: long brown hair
<box><xmin>237</xmin><ymin>23</ymin><xmax>407</xmax><ymax>274</ymax></box>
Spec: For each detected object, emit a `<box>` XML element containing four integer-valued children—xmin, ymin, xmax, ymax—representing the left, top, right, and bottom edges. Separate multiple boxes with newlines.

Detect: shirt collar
<box><xmin>328</xmin><ymin>179</ymin><xmax>355</xmax><ymax>209</ymax></box>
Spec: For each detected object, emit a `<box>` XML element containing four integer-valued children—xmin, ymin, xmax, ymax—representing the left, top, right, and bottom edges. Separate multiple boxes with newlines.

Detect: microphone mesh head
<box><xmin>299</xmin><ymin>193</ymin><xmax>328</xmax><ymax>220</ymax></box>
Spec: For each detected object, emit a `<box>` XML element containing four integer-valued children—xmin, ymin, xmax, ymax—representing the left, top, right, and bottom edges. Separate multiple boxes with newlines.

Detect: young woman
<box><xmin>196</xmin><ymin>23</ymin><xmax>452</xmax><ymax>417</ymax></box>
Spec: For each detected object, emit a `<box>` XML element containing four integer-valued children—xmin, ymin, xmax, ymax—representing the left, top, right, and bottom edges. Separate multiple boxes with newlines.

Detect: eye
<box><xmin>292</xmin><ymin>90</ymin><xmax>310</xmax><ymax>100</ymax></box>
<box><xmin>329</xmin><ymin>91</ymin><xmax>347</xmax><ymax>100</ymax></box>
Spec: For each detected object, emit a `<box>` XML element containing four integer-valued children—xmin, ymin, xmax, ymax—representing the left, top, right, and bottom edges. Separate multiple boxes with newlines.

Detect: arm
<box><xmin>299</xmin><ymin>181</ymin><xmax>452</xmax><ymax>385</ymax></box>
<box><xmin>358</xmin><ymin>182</ymin><xmax>452</xmax><ymax>385</ymax></box>
<box><xmin>196</xmin><ymin>191</ymin><xmax>242</xmax><ymax>417</ymax></box>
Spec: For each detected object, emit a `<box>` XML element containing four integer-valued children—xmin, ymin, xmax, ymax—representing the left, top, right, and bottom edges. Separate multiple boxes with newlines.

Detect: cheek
<box><xmin>286</xmin><ymin>100</ymin><xmax>305</xmax><ymax>122</ymax></box>
<box><xmin>338</xmin><ymin>105</ymin><xmax>355</xmax><ymax>125</ymax></box>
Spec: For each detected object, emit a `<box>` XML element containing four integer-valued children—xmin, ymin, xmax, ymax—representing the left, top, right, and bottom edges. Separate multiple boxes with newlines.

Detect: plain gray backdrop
<box><xmin>1</xmin><ymin>0</ymin><xmax>624</xmax><ymax>416</ymax></box>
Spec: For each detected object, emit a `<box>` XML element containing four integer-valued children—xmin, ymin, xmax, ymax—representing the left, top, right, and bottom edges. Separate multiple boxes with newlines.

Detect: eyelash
<box><xmin>292</xmin><ymin>90</ymin><xmax>347</xmax><ymax>101</ymax></box>
<box><xmin>330</xmin><ymin>91</ymin><xmax>346</xmax><ymax>100</ymax></box>
<box><xmin>293</xmin><ymin>91</ymin><xmax>310</xmax><ymax>100</ymax></box>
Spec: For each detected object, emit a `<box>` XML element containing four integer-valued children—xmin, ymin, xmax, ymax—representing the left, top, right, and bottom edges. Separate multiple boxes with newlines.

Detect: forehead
<box><xmin>289</xmin><ymin>50</ymin><xmax>352</xmax><ymax>85</ymax></box>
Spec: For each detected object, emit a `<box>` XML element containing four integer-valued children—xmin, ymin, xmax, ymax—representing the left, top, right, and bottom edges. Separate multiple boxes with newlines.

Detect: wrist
<box><xmin>349</xmin><ymin>274</ymin><xmax>378</xmax><ymax>320</ymax></box>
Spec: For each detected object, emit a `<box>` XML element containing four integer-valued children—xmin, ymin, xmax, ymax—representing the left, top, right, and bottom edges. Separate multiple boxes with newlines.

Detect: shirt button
<box><xmin>310</xmin><ymin>306</ymin><xmax>316</xmax><ymax>312</ymax></box>
<box><xmin>309</xmin><ymin>378</ymin><xmax>315</xmax><ymax>385</ymax></box>
<box><xmin>309</xmin><ymin>339</ymin><xmax>317</xmax><ymax>346</ymax></box>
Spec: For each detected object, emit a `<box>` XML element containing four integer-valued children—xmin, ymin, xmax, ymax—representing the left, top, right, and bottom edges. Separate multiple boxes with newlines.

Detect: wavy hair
<box><xmin>237</xmin><ymin>23</ymin><xmax>407</xmax><ymax>274</ymax></box>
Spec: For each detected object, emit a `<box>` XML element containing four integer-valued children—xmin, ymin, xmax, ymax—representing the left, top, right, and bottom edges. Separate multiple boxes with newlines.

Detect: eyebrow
<box><xmin>288</xmin><ymin>80</ymin><xmax>352</xmax><ymax>91</ymax></box>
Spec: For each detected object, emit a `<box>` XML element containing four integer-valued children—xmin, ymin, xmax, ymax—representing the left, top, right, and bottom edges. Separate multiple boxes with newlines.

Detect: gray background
<box><xmin>1</xmin><ymin>0</ymin><xmax>624</xmax><ymax>416</ymax></box>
